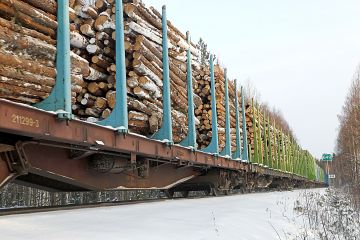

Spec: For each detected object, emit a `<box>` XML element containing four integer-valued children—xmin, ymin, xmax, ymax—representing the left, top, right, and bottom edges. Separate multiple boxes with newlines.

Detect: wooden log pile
<box><xmin>0</xmin><ymin>0</ymin><xmax>203</xmax><ymax>143</ymax></box>
<box><xmin>0</xmin><ymin>0</ymin><xmax>250</xmax><ymax>149</ymax></box>
<box><xmin>193</xmin><ymin>65</ymin><xmax>240</xmax><ymax>150</ymax></box>
<box><xmin>122</xmin><ymin>1</ymin><xmax>206</xmax><ymax>141</ymax></box>
<box><xmin>245</xmin><ymin>104</ymin><xmax>289</xmax><ymax>164</ymax></box>
<box><xmin>0</xmin><ymin>0</ymin><xmax>88</xmax><ymax>104</ymax></box>
<box><xmin>245</xmin><ymin>104</ymin><xmax>264</xmax><ymax>156</ymax></box>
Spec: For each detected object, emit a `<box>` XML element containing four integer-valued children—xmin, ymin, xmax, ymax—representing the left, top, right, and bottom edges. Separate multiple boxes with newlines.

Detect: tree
<box><xmin>333</xmin><ymin>65</ymin><xmax>360</xmax><ymax>205</ymax></box>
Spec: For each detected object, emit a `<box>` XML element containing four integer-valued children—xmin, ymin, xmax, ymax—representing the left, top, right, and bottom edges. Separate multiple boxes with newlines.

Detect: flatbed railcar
<box><xmin>0</xmin><ymin>0</ymin><xmax>325</xmax><ymax>197</ymax></box>
<box><xmin>0</xmin><ymin>98</ymin><xmax>323</xmax><ymax>196</ymax></box>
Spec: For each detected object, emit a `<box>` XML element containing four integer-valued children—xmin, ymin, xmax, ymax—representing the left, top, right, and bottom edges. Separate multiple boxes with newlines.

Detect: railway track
<box><xmin>0</xmin><ymin>198</ymin><xmax>167</xmax><ymax>217</ymax></box>
<box><xmin>0</xmin><ymin>187</ymin><xmax>306</xmax><ymax>216</ymax></box>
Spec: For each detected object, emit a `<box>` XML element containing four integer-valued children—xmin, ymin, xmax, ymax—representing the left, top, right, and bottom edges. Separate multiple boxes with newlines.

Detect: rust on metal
<box><xmin>0</xmin><ymin>156</ymin><xmax>12</xmax><ymax>188</ymax></box>
<box><xmin>0</xmin><ymin>144</ymin><xmax>15</xmax><ymax>153</ymax></box>
<box><xmin>15</xmin><ymin>142</ymin><xmax>199</xmax><ymax>190</ymax></box>
<box><xmin>0</xmin><ymin>100</ymin><xmax>320</xmax><ymax>191</ymax></box>
<box><xmin>0</xmin><ymin>100</ymin><xmax>247</xmax><ymax>171</ymax></box>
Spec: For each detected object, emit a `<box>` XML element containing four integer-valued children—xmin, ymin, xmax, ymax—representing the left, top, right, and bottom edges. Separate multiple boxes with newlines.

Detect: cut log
<box><xmin>25</xmin><ymin>0</ymin><xmax>57</xmax><ymax>15</ymax></box>
<box><xmin>1</xmin><ymin>0</ymin><xmax>58</xmax><ymax>29</ymax></box>
<box><xmin>0</xmin><ymin>3</ymin><xmax>55</xmax><ymax>37</ymax></box>
<box><xmin>0</xmin><ymin>64</ymin><xmax>55</xmax><ymax>87</ymax></box>
<box><xmin>0</xmin><ymin>17</ymin><xmax>55</xmax><ymax>45</ymax></box>
<box><xmin>0</xmin><ymin>50</ymin><xmax>56</xmax><ymax>78</ymax></box>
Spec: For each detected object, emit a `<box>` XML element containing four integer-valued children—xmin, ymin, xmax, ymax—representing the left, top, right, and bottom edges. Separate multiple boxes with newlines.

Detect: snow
<box><xmin>0</xmin><ymin>189</ymin><xmax>326</xmax><ymax>240</ymax></box>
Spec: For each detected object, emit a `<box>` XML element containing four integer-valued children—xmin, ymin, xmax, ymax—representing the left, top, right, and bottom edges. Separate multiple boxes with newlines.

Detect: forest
<box><xmin>333</xmin><ymin>67</ymin><xmax>360</xmax><ymax>206</ymax></box>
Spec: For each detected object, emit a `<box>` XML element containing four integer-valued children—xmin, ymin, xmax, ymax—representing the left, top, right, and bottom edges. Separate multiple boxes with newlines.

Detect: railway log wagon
<box><xmin>0</xmin><ymin>0</ymin><xmax>325</xmax><ymax>197</ymax></box>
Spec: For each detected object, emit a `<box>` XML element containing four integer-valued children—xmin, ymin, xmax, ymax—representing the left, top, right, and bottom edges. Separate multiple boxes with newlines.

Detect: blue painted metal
<box><xmin>151</xmin><ymin>5</ymin><xmax>173</xmax><ymax>145</ymax></box>
<box><xmin>98</xmin><ymin>0</ymin><xmax>128</xmax><ymax>132</ymax></box>
<box><xmin>241</xmin><ymin>86</ymin><xmax>249</xmax><ymax>161</ymax></box>
<box><xmin>232</xmin><ymin>79</ymin><xmax>242</xmax><ymax>159</ymax></box>
<box><xmin>201</xmin><ymin>55</ymin><xmax>219</xmax><ymax>155</ymax></box>
<box><xmin>252</xmin><ymin>99</ymin><xmax>258</xmax><ymax>163</ymax></box>
<box><xmin>257</xmin><ymin>103</ymin><xmax>263</xmax><ymax>165</ymax></box>
<box><xmin>233</xmin><ymin>79</ymin><xmax>242</xmax><ymax>159</ymax></box>
<box><xmin>180</xmin><ymin>32</ymin><xmax>197</xmax><ymax>149</ymax></box>
<box><xmin>220</xmin><ymin>69</ymin><xmax>231</xmax><ymax>157</ymax></box>
<box><xmin>263</xmin><ymin>112</ymin><xmax>269</xmax><ymax>167</ymax></box>
<box><xmin>267</xmin><ymin>115</ymin><xmax>273</xmax><ymax>168</ymax></box>
<box><xmin>35</xmin><ymin>0</ymin><xmax>72</xmax><ymax>120</ymax></box>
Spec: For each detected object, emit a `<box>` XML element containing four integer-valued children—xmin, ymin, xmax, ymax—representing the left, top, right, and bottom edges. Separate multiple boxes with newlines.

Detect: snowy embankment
<box><xmin>0</xmin><ymin>189</ymin><xmax>326</xmax><ymax>240</ymax></box>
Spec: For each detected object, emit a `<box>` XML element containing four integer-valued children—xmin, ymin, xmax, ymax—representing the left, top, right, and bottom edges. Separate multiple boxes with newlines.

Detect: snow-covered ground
<box><xmin>0</xmin><ymin>188</ymin><xmax>326</xmax><ymax>240</ymax></box>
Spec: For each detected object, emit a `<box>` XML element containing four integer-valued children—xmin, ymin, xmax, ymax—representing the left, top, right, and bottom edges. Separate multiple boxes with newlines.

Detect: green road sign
<box><xmin>322</xmin><ymin>153</ymin><xmax>333</xmax><ymax>161</ymax></box>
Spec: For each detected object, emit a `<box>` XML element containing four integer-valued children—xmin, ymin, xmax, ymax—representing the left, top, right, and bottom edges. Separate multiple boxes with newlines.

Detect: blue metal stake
<box><xmin>180</xmin><ymin>31</ymin><xmax>197</xmax><ymax>149</ymax></box>
<box><xmin>98</xmin><ymin>0</ymin><xmax>128</xmax><ymax>132</ymax></box>
<box><xmin>202</xmin><ymin>55</ymin><xmax>219</xmax><ymax>155</ymax></box>
<box><xmin>232</xmin><ymin>79</ymin><xmax>242</xmax><ymax>159</ymax></box>
<box><xmin>35</xmin><ymin>0</ymin><xmax>72</xmax><ymax>119</ymax></box>
<box><xmin>220</xmin><ymin>69</ymin><xmax>231</xmax><ymax>157</ymax></box>
<box><xmin>241</xmin><ymin>86</ymin><xmax>249</xmax><ymax>161</ymax></box>
<box><xmin>151</xmin><ymin>5</ymin><xmax>173</xmax><ymax>145</ymax></box>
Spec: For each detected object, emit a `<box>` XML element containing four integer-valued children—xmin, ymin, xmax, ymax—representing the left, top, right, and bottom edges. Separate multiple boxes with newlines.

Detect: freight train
<box><xmin>0</xmin><ymin>0</ymin><xmax>325</xmax><ymax>197</ymax></box>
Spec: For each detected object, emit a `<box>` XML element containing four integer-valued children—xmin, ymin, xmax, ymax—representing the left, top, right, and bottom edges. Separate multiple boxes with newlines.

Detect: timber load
<box><xmin>0</xmin><ymin>0</ymin><xmax>293</xmax><ymax>154</ymax></box>
<box><xmin>0</xmin><ymin>0</ymin><xmax>326</xmax><ymax>194</ymax></box>
<box><xmin>0</xmin><ymin>0</ymin><xmax>244</xmax><ymax>147</ymax></box>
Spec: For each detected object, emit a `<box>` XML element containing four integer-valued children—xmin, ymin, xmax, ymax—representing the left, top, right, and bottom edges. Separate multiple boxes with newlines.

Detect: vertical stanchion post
<box><xmin>289</xmin><ymin>137</ymin><xmax>292</xmax><ymax>173</ymax></box>
<box><xmin>220</xmin><ymin>69</ymin><xmax>231</xmax><ymax>157</ymax></box>
<box><xmin>291</xmin><ymin>139</ymin><xmax>294</xmax><ymax>173</ymax></box>
<box><xmin>35</xmin><ymin>0</ymin><xmax>72</xmax><ymax>119</ymax></box>
<box><xmin>278</xmin><ymin>129</ymin><xmax>282</xmax><ymax>170</ymax></box>
<box><xmin>257</xmin><ymin>104</ymin><xmax>263</xmax><ymax>165</ymax></box>
<box><xmin>300</xmin><ymin>147</ymin><xmax>303</xmax><ymax>175</ymax></box>
<box><xmin>248</xmin><ymin>144</ymin><xmax>252</xmax><ymax>162</ymax></box>
<box><xmin>285</xmin><ymin>134</ymin><xmax>288</xmax><ymax>172</ymax></box>
<box><xmin>300</xmin><ymin>151</ymin><xmax>303</xmax><ymax>176</ymax></box>
<box><xmin>98</xmin><ymin>0</ymin><xmax>128</xmax><ymax>132</ymax></box>
<box><xmin>263</xmin><ymin>112</ymin><xmax>268</xmax><ymax>167</ymax></box>
<box><xmin>288</xmin><ymin>136</ymin><xmax>292</xmax><ymax>172</ymax></box>
<box><xmin>252</xmin><ymin>99</ymin><xmax>258</xmax><ymax>163</ymax></box>
<box><xmin>241</xmin><ymin>87</ymin><xmax>249</xmax><ymax>161</ymax></box>
<box><xmin>151</xmin><ymin>5</ymin><xmax>173</xmax><ymax>144</ymax></box>
<box><xmin>286</xmin><ymin>135</ymin><xmax>290</xmax><ymax>172</ymax></box>
<box><xmin>273</xmin><ymin>120</ymin><xmax>278</xmax><ymax>170</ymax></box>
<box><xmin>233</xmin><ymin>80</ymin><xmax>242</xmax><ymax>159</ymax></box>
<box><xmin>295</xmin><ymin>145</ymin><xmax>299</xmax><ymax>174</ymax></box>
<box><xmin>281</xmin><ymin>131</ymin><xmax>285</xmax><ymax>171</ymax></box>
<box><xmin>202</xmin><ymin>55</ymin><xmax>219</xmax><ymax>155</ymax></box>
<box><xmin>295</xmin><ymin>142</ymin><xmax>299</xmax><ymax>174</ymax></box>
<box><xmin>180</xmin><ymin>32</ymin><xmax>196</xmax><ymax>149</ymax></box>
<box><xmin>267</xmin><ymin>116</ymin><xmax>272</xmax><ymax>168</ymax></box>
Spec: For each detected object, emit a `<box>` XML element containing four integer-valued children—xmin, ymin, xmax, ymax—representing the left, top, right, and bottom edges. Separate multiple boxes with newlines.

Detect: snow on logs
<box><xmin>0</xmin><ymin>0</ymin><xmax>244</xmax><ymax>147</ymax></box>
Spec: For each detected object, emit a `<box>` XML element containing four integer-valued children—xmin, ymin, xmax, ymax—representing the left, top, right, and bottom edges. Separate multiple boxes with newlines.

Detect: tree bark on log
<box><xmin>25</xmin><ymin>0</ymin><xmax>57</xmax><ymax>15</ymax></box>
<box><xmin>0</xmin><ymin>3</ymin><xmax>56</xmax><ymax>37</ymax></box>
<box><xmin>0</xmin><ymin>17</ymin><xmax>55</xmax><ymax>45</ymax></box>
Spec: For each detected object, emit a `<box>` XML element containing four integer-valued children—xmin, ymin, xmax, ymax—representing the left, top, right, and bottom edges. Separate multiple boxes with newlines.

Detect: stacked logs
<box><xmin>245</xmin><ymin>104</ymin><xmax>289</xmax><ymax>166</ymax></box>
<box><xmin>193</xmin><ymin>65</ymin><xmax>240</xmax><ymax>150</ymax></box>
<box><xmin>245</xmin><ymin>104</ymin><xmax>265</xmax><ymax>156</ymax></box>
<box><xmin>0</xmin><ymin>0</ymin><xmax>246</xmax><ymax>148</ymax></box>
<box><xmin>71</xmin><ymin>0</ymin><xmax>202</xmax><ymax>142</ymax></box>
<box><xmin>122</xmin><ymin>1</ymin><xmax>202</xmax><ymax>141</ymax></box>
<box><xmin>214</xmin><ymin>66</ymin><xmax>238</xmax><ymax>151</ymax></box>
<box><xmin>0</xmin><ymin>0</ymin><xmax>89</xmax><ymax>104</ymax></box>
<box><xmin>0</xmin><ymin>0</ymin><xmax>201</xmax><ymax>143</ymax></box>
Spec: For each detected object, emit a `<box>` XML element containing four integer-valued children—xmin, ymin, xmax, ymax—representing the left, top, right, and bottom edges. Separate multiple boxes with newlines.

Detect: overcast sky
<box><xmin>145</xmin><ymin>0</ymin><xmax>360</xmax><ymax>158</ymax></box>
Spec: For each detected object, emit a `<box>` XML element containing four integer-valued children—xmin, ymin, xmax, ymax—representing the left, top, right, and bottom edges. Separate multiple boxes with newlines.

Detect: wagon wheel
<box><xmin>180</xmin><ymin>191</ymin><xmax>189</xmax><ymax>198</ymax></box>
<box><xmin>204</xmin><ymin>187</ymin><xmax>212</xmax><ymax>196</ymax></box>
<box><xmin>164</xmin><ymin>189</ymin><xmax>175</xmax><ymax>199</ymax></box>
<box><xmin>211</xmin><ymin>187</ymin><xmax>221</xmax><ymax>196</ymax></box>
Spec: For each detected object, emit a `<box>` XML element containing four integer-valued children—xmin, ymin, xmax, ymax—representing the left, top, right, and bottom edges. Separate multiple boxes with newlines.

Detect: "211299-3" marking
<box><xmin>11</xmin><ymin>114</ymin><xmax>39</xmax><ymax>128</ymax></box>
